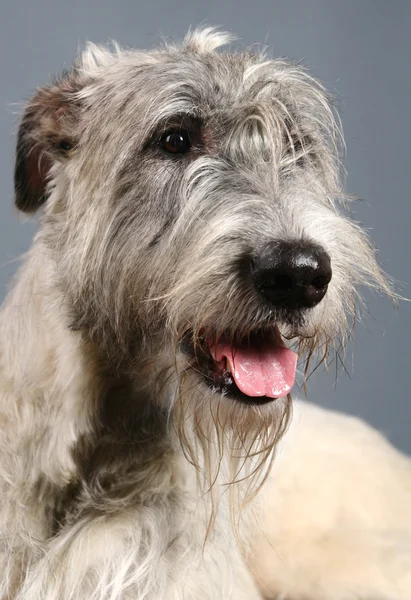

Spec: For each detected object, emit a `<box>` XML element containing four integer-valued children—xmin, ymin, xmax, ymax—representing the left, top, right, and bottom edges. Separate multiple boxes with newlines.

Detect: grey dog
<box><xmin>2</xmin><ymin>27</ymin><xmax>409</xmax><ymax>600</ymax></box>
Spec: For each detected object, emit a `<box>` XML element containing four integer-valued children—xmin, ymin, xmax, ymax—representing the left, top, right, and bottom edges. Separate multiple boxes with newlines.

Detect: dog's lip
<box><xmin>181</xmin><ymin>326</ymin><xmax>298</xmax><ymax>403</ymax></box>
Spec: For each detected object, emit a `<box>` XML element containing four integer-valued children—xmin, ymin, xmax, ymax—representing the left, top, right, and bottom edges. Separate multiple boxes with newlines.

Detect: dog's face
<box><xmin>15</xmin><ymin>29</ymin><xmax>389</xmax><ymax>480</ymax></box>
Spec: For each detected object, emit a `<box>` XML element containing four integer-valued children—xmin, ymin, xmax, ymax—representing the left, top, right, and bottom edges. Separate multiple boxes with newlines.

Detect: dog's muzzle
<box><xmin>182</xmin><ymin>241</ymin><xmax>331</xmax><ymax>404</ymax></box>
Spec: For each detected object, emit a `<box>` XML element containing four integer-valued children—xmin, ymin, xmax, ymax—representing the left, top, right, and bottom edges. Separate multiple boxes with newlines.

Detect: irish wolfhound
<box><xmin>1</xmin><ymin>27</ymin><xmax>411</xmax><ymax>600</ymax></box>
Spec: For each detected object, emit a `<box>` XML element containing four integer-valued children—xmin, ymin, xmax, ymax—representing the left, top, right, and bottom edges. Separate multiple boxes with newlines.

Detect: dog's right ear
<box><xmin>14</xmin><ymin>71</ymin><xmax>85</xmax><ymax>214</ymax></box>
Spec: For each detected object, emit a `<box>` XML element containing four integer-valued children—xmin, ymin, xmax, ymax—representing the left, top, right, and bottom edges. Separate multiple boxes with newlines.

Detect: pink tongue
<box><xmin>210</xmin><ymin>335</ymin><xmax>297</xmax><ymax>399</ymax></box>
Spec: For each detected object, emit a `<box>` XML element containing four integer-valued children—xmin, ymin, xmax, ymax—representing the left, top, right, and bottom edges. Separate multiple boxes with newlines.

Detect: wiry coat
<box><xmin>0</xmin><ymin>28</ymin><xmax>410</xmax><ymax>600</ymax></box>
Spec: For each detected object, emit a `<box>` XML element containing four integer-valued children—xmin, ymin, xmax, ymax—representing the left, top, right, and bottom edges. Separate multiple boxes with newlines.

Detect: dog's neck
<box><xmin>0</xmin><ymin>243</ymin><xmax>179</xmax><ymax>506</ymax></box>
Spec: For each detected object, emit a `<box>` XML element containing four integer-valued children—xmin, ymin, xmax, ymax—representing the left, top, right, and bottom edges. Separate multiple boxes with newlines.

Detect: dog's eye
<box><xmin>58</xmin><ymin>139</ymin><xmax>73</xmax><ymax>153</ymax></box>
<box><xmin>159</xmin><ymin>130</ymin><xmax>192</xmax><ymax>154</ymax></box>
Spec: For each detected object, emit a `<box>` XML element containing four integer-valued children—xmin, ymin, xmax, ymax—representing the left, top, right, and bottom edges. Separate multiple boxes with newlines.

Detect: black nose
<box><xmin>252</xmin><ymin>241</ymin><xmax>332</xmax><ymax>309</ymax></box>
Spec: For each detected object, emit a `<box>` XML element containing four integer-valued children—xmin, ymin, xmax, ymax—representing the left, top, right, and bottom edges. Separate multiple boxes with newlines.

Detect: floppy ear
<box><xmin>14</xmin><ymin>71</ymin><xmax>85</xmax><ymax>213</ymax></box>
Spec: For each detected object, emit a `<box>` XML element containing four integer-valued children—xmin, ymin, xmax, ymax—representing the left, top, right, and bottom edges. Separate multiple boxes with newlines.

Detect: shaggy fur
<box><xmin>0</xmin><ymin>27</ymin><xmax>409</xmax><ymax>599</ymax></box>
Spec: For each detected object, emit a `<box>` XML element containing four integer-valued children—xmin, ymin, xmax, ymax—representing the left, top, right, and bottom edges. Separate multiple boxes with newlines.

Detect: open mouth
<box><xmin>182</xmin><ymin>326</ymin><xmax>298</xmax><ymax>404</ymax></box>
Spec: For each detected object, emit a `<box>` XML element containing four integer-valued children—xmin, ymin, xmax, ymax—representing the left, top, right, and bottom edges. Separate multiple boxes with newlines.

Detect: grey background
<box><xmin>1</xmin><ymin>1</ymin><xmax>410</xmax><ymax>452</ymax></box>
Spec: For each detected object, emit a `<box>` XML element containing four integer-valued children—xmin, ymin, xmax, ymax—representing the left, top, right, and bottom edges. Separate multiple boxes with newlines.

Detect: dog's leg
<box><xmin>248</xmin><ymin>400</ymin><xmax>411</xmax><ymax>599</ymax></box>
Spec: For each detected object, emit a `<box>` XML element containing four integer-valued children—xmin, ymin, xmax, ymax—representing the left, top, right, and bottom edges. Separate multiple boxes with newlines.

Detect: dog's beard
<box><xmin>168</xmin><ymin>361</ymin><xmax>292</xmax><ymax>530</ymax></box>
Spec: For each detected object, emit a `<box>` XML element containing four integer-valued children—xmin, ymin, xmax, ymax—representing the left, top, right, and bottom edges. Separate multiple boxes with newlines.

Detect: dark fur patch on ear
<box><xmin>14</xmin><ymin>72</ymin><xmax>84</xmax><ymax>214</ymax></box>
<box><xmin>14</xmin><ymin>121</ymin><xmax>52</xmax><ymax>213</ymax></box>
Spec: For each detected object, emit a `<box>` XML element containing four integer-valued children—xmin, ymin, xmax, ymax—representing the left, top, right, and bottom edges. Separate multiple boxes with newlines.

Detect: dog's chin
<box><xmin>181</xmin><ymin>326</ymin><xmax>298</xmax><ymax>406</ymax></box>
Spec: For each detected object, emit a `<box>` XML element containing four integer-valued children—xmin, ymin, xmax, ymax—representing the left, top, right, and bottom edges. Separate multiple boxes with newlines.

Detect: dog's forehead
<box><xmin>152</xmin><ymin>50</ymin><xmax>262</xmax><ymax>110</ymax></box>
<box><xmin>86</xmin><ymin>48</ymin><xmax>295</xmax><ymax>121</ymax></box>
<box><xmin>75</xmin><ymin>37</ymin><xmax>336</xmax><ymax>156</ymax></box>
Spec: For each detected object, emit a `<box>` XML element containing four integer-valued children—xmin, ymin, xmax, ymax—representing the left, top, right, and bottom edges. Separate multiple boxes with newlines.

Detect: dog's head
<box><xmin>14</xmin><ymin>29</ymin><xmax>391</xmax><ymax>488</ymax></box>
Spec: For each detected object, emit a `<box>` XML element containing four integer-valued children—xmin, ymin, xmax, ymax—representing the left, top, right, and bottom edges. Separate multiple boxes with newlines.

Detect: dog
<box><xmin>1</xmin><ymin>27</ymin><xmax>410</xmax><ymax>599</ymax></box>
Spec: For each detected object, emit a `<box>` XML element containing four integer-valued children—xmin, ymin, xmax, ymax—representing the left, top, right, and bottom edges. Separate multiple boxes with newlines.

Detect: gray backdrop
<box><xmin>1</xmin><ymin>1</ymin><xmax>410</xmax><ymax>452</ymax></box>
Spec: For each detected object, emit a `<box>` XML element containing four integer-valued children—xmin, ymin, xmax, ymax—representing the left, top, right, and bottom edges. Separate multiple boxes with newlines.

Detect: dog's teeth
<box><xmin>226</xmin><ymin>360</ymin><xmax>231</xmax><ymax>374</ymax></box>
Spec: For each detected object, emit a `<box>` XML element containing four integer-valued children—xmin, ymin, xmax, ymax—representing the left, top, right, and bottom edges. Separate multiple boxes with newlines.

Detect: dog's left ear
<box><xmin>14</xmin><ymin>71</ymin><xmax>85</xmax><ymax>213</ymax></box>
